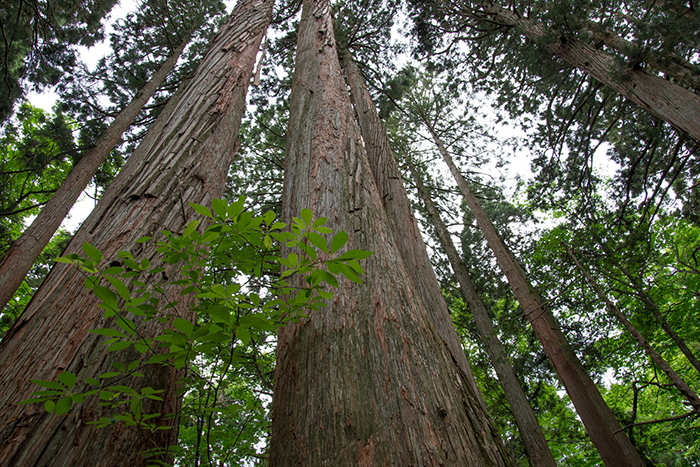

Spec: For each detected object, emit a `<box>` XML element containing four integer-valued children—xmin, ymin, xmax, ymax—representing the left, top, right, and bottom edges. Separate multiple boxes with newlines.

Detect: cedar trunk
<box><xmin>339</xmin><ymin>48</ymin><xmax>485</xmax><ymax>406</ymax></box>
<box><xmin>269</xmin><ymin>0</ymin><xmax>512</xmax><ymax>464</ymax></box>
<box><xmin>428</xmin><ymin>125</ymin><xmax>647</xmax><ymax>467</ymax></box>
<box><xmin>0</xmin><ymin>36</ymin><xmax>190</xmax><ymax>313</ymax></box>
<box><xmin>471</xmin><ymin>1</ymin><xmax>700</xmax><ymax>142</ymax></box>
<box><xmin>408</xmin><ymin>159</ymin><xmax>557</xmax><ymax>467</ymax></box>
<box><xmin>0</xmin><ymin>1</ymin><xmax>271</xmax><ymax>465</ymax></box>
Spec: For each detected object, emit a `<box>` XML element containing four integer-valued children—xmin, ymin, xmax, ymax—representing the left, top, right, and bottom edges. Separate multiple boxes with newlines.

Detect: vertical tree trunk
<box><xmin>465</xmin><ymin>1</ymin><xmax>700</xmax><ymax>141</ymax></box>
<box><xmin>565</xmin><ymin>244</ymin><xmax>700</xmax><ymax>411</ymax></box>
<box><xmin>0</xmin><ymin>35</ymin><xmax>190</xmax><ymax>313</ymax></box>
<box><xmin>426</xmin><ymin>123</ymin><xmax>647</xmax><ymax>467</ymax></box>
<box><xmin>407</xmin><ymin>158</ymin><xmax>557</xmax><ymax>467</ymax></box>
<box><xmin>338</xmin><ymin>48</ymin><xmax>484</xmax><ymax>406</ymax></box>
<box><xmin>0</xmin><ymin>1</ymin><xmax>272</xmax><ymax>465</ymax></box>
<box><xmin>269</xmin><ymin>0</ymin><xmax>512</xmax><ymax>464</ymax></box>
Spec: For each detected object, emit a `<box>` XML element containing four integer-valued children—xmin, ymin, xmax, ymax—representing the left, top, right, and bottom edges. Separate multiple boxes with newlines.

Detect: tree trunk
<box><xmin>584</xmin><ymin>24</ymin><xmax>700</xmax><ymax>93</ymax></box>
<box><xmin>611</xmin><ymin>260</ymin><xmax>700</xmax><ymax>375</ymax></box>
<box><xmin>338</xmin><ymin>47</ymin><xmax>485</xmax><ymax>407</ymax></box>
<box><xmin>0</xmin><ymin>35</ymin><xmax>190</xmax><ymax>313</ymax></box>
<box><xmin>565</xmin><ymin>244</ymin><xmax>700</xmax><ymax>412</ymax></box>
<box><xmin>269</xmin><ymin>0</ymin><xmax>512</xmax><ymax>464</ymax></box>
<box><xmin>407</xmin><ymin>158</ymin><xmax>557</xmax><ymax>467</ymax></box>
<box><xmin>0</xmin><ymin>0</ymin><xmax>272</xmax><ymax>465</ymax></box>
<box><xmin>427</xmin><ymin>123</ymin><xmax>647</xmax><ymax>467</ymax></box>
<box><xmin>469</xmin><ymin>1</ymin><xmax>700</xmax><ymax>141</ymax></box>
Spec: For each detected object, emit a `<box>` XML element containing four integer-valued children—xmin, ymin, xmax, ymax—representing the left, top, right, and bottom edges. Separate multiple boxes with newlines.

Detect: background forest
<box><xmin>0</xmin><ymin>0</ymin><xmax>699</xmax><ymax>465</ymax></box>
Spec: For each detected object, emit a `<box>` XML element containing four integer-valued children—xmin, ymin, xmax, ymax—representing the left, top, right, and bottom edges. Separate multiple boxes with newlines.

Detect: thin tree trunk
<box><xmin>564</xmin><ymin>244</ymin><xmax>700</xmax><ymax>412</ymax></box>
<box><xmin>269</xmin><ymin>0</ymin><xmax>512</xmax><ymax>464</ymax></box>
<box><xmin>426</xmin><ymin>122</ymin><xmax>647</xmax><ymax>467</ymax></box>
<box><xmin>468</xmin><ymin>1</ymin><xmax>700</xmax><ymax>141</ymax></box>
<box><xmin>338</xmin><ymin>47</ymin><xmax>485</xmax><ymax>407</ymax></box>
<box><xmin>407</xmin><ymin>158</ymin><xmax>557</xmax><ymax>467</ymax></box>
<box><xmin>612</xmin><ymin>260</ymin><xmax>700</xmax><ymax>375</ymax></box>
<box><xmin>0</xmin><ymin>1</ymin><xmax>272</xmax><ymax>465</ymax></box>
<box><xmin>0</xmin><ymin>35</ymin><xmax>190</xmax><ymax>313</ymax></box>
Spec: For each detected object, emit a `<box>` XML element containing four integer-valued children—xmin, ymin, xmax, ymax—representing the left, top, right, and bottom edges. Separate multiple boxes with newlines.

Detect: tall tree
<box><xmin>405</xmin><ymin>156</ymin><xmax>557</xmax><ymax>467</ymax></box>
<box><xmin>0</xmin><ymin>0</ymin><xmax>272</xmax><ymax>464</ymax></box>
<box><xmin>338</xmin><ymin>44</ymin><xmax>484</xmax><ymax>401</ymax></box>
<box><xmin>431</xmin><ymin>131</ymin><xmax>647</xmax><ymax>466</ymax></box>
<box><xmin>0</xmin><ymin>34</ymin><xmax>190</xmax><ymax>313</ymax></box>
<box><xmin>269</xmin><ymin>0</ymin><xmax>512</xmax><ymax>464</ymax></box>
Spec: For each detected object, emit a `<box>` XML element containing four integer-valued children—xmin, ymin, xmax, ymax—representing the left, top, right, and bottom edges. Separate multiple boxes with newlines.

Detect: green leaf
<box><xmin>55</xmin><ymin>396</ymin><xmax>72</xmax><ymax>416</ymax></box>
<box><xmin>106</xmin><ymin>276</ymin><xmax>130</xmax><ymax>301</ymax></box>
<box><xmin>108</xmin><ymin>341</ymin><xmax>131</xmax><ymax>352</ymax></box>
<box><xmin>307</xmin><ymin>232</ymin><xmax>328</xmax><ymax>254</ymax></box>
<box><xmin>82</xmin><ymin>241</ymin><xmax>103</xmax><ymax>262</ymax></box>
<box><xmin>190</xmin><ymin>203</ymin><xmax>212</xmax><ymax>218</ymax></box>
<box><xmin>30</xmin><ymin>379</ymin><xmax>65</xmax><ymax>390</ymax></box>
<box><xmin>183</xmin><ymin>219</ymin><xmax>200</xmax><ymax>238</ymax></box>
<box><xmin>300</xmin><ymin>208</ymin><xmax>313</xmax><ymax>226</ymax></box>
<box><xmin>237</xmin><ymin>327</ymin><xmax>251</xmax><ymax>345</ymax></box>
<box><xmin>57</xmin><ymin>371</ymin><xmax>76</xmax><ymax>389</ymax></box>
<box><xmin>330</xmin><ymin>230</ymin><xmax>348</xmax><ymax>254</ymax></box>
<box><xmin>93</xmin><ymin>285</ymin><xmax>118</xmax><ymax>310</ymax></box>
<box><xmin>320</xmin><ymin>269</ymin><xmax>339</xmax><ymax>287</ymax></box>
<box><xmin>173</xmin><ymin>318</ymin><xmax>194</xmax><ymax>337</ymax></box>
<box><xmin>44</xmin><ymin>400</ymin><xmax>55</xmax><ymax>413</ymax></box>
<box><xmin>86</xmin><ymin>378</ymin><xmax>100</xmax><ymax>386</ymax></box>
<box><xmin>339</xmin><ymin>263</ymin><xmax>362</xmax><ymax>284</ymax></box>
<box><xmin>337</xmin><ymin>249</ymin><xmax>373</xmax><ymax>260</ymax></box>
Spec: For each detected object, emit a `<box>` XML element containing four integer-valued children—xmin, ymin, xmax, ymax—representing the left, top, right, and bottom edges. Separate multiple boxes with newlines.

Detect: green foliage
<box><xmin>0</xmin><ymin>103</ymin><xmax>78</xmax><ymax>251</ymax></box>
<box><xmin>21</xmin><ymin>197</ymin><xmax>371</xmax><ymax>465</ymax></box>
<box><xmin>0</xmin><ymin>0</ymin><xmax>117</xmax><ymax>122</ymax></box>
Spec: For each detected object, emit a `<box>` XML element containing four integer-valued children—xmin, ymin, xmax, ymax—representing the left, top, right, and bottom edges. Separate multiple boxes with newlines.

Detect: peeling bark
<box><xmin>0</xmin><ymin>1</ymin><xmax>272</xmax><ymax>465</ymax></box>
<box><xmin>269</xmin><ymin>0</ymin><xmax>513</xmax><ymax>465</ymax></box>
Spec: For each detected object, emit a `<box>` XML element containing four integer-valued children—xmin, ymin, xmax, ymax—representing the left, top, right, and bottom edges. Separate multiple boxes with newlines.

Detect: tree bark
<box><xmin>584</xmin><ymin>24</ymin><xmax>700</xmax><ymax>93</ymax></box>
<box><xmin>0</xmin><ymin>35</ymin><xmax>190</xmax><ymax>313</ymax></box>
<box><xmin>427</xmin><ymin>122</ymin><xmax>647</xmax><ymax>467</ymax></box>
<box><xmin>269</xmin><ymin>0</ymin><xmax>513</xmax><ymax>464</ymax></box>
<box><xmin>407</xmin><ymin>158</ymin><xmax>557</xmax><ymax>467</ymax></box>
<box><xmin>0</xmin><ymin>0</ymin><xmax>272</xmax><ymax>465</ymax></box>
<box><xmin>464</xmin><ymin>1</ymin><xmax>700</xmax><ymax>141</ymax></box>
<box><xmin>338</xmin><ymin>47</ymin><xmax>485</xmax><ymax>408</ymax></box>
<box><xmin>564</xmin><ymin>244</ymin><xmax>700</xmax><ymax>413</ymax></box>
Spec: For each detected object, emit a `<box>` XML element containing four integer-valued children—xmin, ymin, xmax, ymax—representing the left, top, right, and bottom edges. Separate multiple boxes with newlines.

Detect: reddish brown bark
<box><xmin>427</xmin><ymin>124</ymin><xmax>647</xmax><ymax>467</ymax></box>
<box><xmin>0</xmin><ymin>36</ymin><xmax>189</xmax><ymax>313</ymax></box>
<box><xmin>407</xmin><ymin>159</ymin><xmax>557</xmax><ymax>467</ymax></box>
<box><xmin>565</xmin><ymin>244</ymin><xmax>700</xmax><ymax>413</ymax></box>
<box><xmin>0</xmin><ymin>1</ymin><xmax>272</xmax><ymax>465</ymax></box>
<box><xmin>269</xmin><ymin>0</ymin><xmax>512</xmax><ymax>464</ymax></box>
<box><xmin>339</xmin><ymin>48</ymin><xmax>485</xmax><ymax>406</ymax></box>
<box><xmin>469</xmin><ymin>1</ymin><xmax>700</xmax><ymax>141</ymax></box>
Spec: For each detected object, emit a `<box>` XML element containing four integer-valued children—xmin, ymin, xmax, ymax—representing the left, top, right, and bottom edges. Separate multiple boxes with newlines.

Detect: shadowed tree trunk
<box><xmin>0</xmin><ymin>0</ymin><xmax>272</xmax><ymax>465</ymax></box>
<box><xmin>269</xmin><ymin>0</ymin><xmax>512</xmax><ymax>464</ymax></box>
<box><xmin>424</xmin><ymin>119</ymin><xmax>647</xmax><ymax>467</ymax></box>
<box><xmin>0</xmin><ymin>35</ymin><xmax>190</xmax><ymax>313</ymax></box>
<box><xmin>406</xmin><ymin>157</ymin><xmax>557</xmax><ymax>467</ymax></box>
<box><xmin>338</xmin><ymin>47</ymin><xmax>485</xmax><ymax>405</ymax></box>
